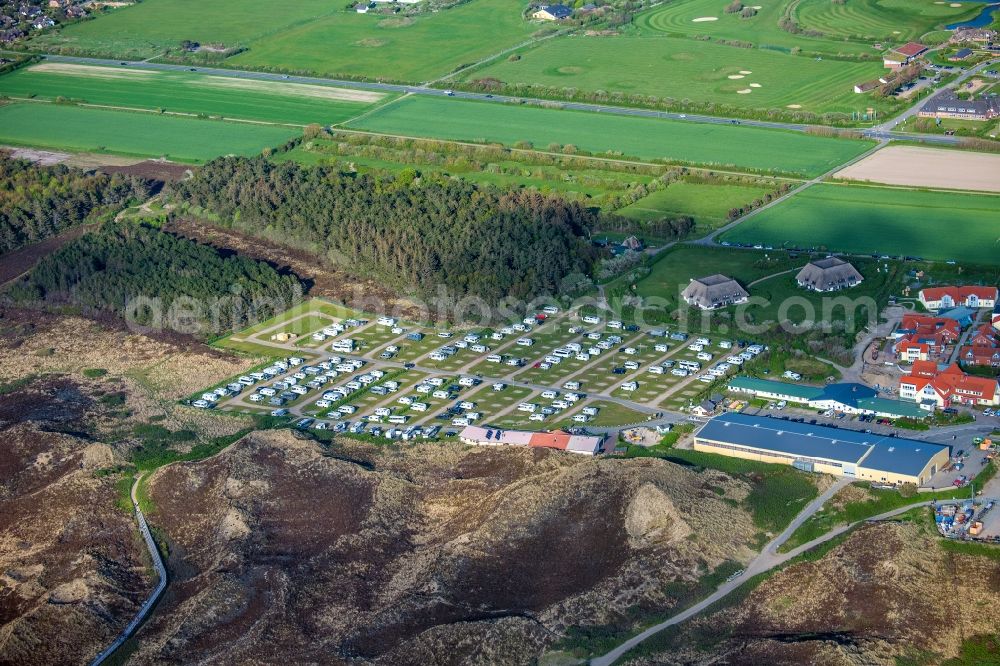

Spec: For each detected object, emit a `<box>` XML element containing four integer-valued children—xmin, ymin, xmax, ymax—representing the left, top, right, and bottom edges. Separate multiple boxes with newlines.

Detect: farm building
<box><xmin>899</xmin><ymin>362</ymin><xmax>1000</xmax><ymax>409</ymax></box>
<box><xmin>681</xmin><ymin>274</ymin><xmax>749</xmax><ymax>310</ymax></box>
<box><xmin>727</xmin><ymin>376</ymin><xmax>926</xmax><ymax>419</ymax></box>
<box><xmin>883</xmin><ymin>42</ymin><xmax>927</xmax><ymax>69</ymax></box>
<box><xmin>694</xmin><ymin>412</ymin><xmax>949</xmax><ymax>486</ymax></box>
<box><xmin>918</xmin><ymin>90</ymin><xmax>1000</xmax><ymax>121</ymax></box>
<box><xmin>796</xmin><ymin>257</ymin><xmax>863</xmax><ymax>292</ymax></box>
<box><xmin>459</xmin><ymin>425</ymin><xmax>604</xmax><ymax>455</ymax></box>
<box><xmin>532</xmin><ymin>4</ymin><xmax>572</xmax><ymax>20</ymax></box>
<box><xmin>919</xmin><ymin>285</ymin><xmax>997</xmax><ymax>311</ymax></box>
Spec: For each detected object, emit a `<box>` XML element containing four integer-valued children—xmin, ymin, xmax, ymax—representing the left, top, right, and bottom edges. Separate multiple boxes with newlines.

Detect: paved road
<box><xmin>590</xmin><ymin>487</ymin><xmax>941</xmax><ymax>666</ymax></box>
<box><xmin>90</xmin><ymin>474</ymin><xmax>167</xmax><ymax>666</ymax></box>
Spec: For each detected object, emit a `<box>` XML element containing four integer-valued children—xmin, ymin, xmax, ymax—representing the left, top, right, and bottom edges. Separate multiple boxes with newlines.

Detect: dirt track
<box><xmin>834</xmin><ymin>145</ymin><xmax>1000</xmax><ymax>193</ymax></box>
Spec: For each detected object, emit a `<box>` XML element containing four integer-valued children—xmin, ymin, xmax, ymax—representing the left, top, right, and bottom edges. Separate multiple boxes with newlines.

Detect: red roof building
<box><xmin>919</xmin><ymin>285</ymin><xmax>998</xmax><ymax>311</ymax></box>
<box><xmin>893</xmin><ymin>315</ymin><xmax>961</xmax><ymax>361</ymax></box>
<box><xmin>899</xmin><ymin>363</ymin><xmax>999</xmax><ymax>408</ymax></box>
<box><xmin>959</xmin><ymin>324</ymin><xmax>1000</xmax><ymax>368</ymax></box>
<box><xmin>895</xmin><ymin>42</ymin><xmax>929</xmax><ymax>58</ymax></box>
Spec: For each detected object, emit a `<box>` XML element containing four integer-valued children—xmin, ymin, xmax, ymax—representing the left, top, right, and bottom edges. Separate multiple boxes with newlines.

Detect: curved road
<box><xmin>90</xmin><ymin>474</ymin><xmax>167</xmax><ymax>666</ymax></box>
<box><xmin>590</xmin><ymin>493</ymin><xmax>944</xmax><ymax>666</ymax></box>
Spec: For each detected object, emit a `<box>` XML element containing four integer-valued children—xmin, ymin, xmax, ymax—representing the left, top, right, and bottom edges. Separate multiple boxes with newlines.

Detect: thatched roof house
<box><xmin>796</xmin><ymin>257</ymin><xmax>863</xmax><ymax>292</ymax></box>
<box><xmin>681</xmin><ymin>274</ymin><xmax>749</xmax><ymax>310</ymax></box>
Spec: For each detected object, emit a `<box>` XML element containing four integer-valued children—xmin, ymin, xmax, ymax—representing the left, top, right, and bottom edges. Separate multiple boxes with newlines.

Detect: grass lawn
<box><xmin>0</xmin><ymin>102</ymin><xmax>298</xmax><ymax>162</ymax></box>
<box><xmin>616</xmin><ymin>180</ymin><xmax>776</xmax><ymax>234</ymax></box>
<box><xmin>632</xmin><ymin>0</ymin><xmax>875</xmax><ymax>55</ymax></box>
<box><xmin>630</xmin><ymin>244</ymin><xmax>900</xmax><ymax>328</ymax></box>
<box><xmin>721</xmin><ymin>183</ymin><xmax>1000</xmax><ymax>265</ymax></box>
<box><xmin>0</xmin><ymin>63</ymin><xmax>385</xmax><ymax>125</ymax></box>
<box><xmin>470</xmin><ymin>35</ymin><xmax>886</xmax><ymax>115</ymax></box>
<box><xmin>24</xmin><ymin>0</ymin><xmax>340</xmax><ymax>60</ymax></box>
<box><xmin>347</xmin><ymin>96</ymin><xmax>876</xmax><ymax>176</ymax></box>
<box><xmin>794</xmin><ymin>0</ymin><xmax>983</xmax><ymax>42</ymax></box>
<box><xmin>228</xmin><ymin>0</ymin><xmax>538</xmax><ymax>82</ymax></box>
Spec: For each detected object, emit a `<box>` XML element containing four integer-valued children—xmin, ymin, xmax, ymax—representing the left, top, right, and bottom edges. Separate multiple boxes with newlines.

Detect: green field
<box><xmin>229</xmin><ymin>0</ymin><xmax>538</xmax><ymax>82</ymax></box>
<box><xmin>617</xmin><ymin>180</ymin><xmax>775</xmax><ymax>233</ymax></box>
<box><xmin>0</xmin><ymin>64</ymin><xmax>384</xmax><ymax>125</ymax></box>
<box><xmin>0</xmin><ymin>103</ymin><xmax>298</xmax><ymax>162</ymax></box>
<box><xmin>25</xmin><ymin>0</ymin><xmax>340</xmax><ymax>60</ymax></box>
<box><xmin>467</xmin><ymin>36</ymin><xmax>886</xmax><ymax>114</ymax></box>
<box><xmin>794</xmin><ymin>0</ymin><xmax>982</xmax><ymax>41</ymax></box>
<box><xmin>347</xmin><ymin>96</ymin><xmax>876</xmax><ymax>175</ymax></box>
<box><xmin>721</xmin><ymin>184</ymin><xmax>1000</xmax><ymax>265</ymax></box>
<box><xmin>632</xmin><ymin>0</ymin><xmax>875</xmax><ymax>55</ymax></box>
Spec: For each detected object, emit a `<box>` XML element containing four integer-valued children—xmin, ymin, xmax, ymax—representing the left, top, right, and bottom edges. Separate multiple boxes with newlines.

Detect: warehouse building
<box><xmin>694</xmin><ymin>412</ymin><xmax>950</xmax><ymax>486</ymax></box>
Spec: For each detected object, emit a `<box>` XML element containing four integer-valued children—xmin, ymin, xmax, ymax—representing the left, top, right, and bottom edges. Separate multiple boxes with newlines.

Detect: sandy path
<box><xmin>834</xmin><ymin>145</ymin><xmax>1000</xmax><ymax>193</ymax></box>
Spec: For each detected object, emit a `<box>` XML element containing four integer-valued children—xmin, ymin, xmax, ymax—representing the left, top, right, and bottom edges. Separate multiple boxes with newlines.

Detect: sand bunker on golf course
<box><xmin>739</xmin><ymin>70</ymin><xmax>752</xmax><ymax>74</ymax></box>
<box><xmin>692</xmin><ymin>16</ymin><xmax>718</xmax><ymax>21</ymax></box>
<box><xmin>834</xmin><ymin>145</ymin><xmax>1000</xmax><ymax>193</ymax></box>
<box><xmin>736</xmin><ymin>88</ymin><xmax>752</xmax><ymax>94</ymax></box>
<box><xmin>749</xmin><ymin>83</ymin><xmax>762</xmax><ymax>87</ymax></box>
<box><xmin>787</xmin><ymin>104</ymin><xmax>802</xmax><ymax>108</ymax></box>
<box><xmin>728</xmin><ymin>74</ymin><xmax>745</xmax><ymax>79</ymax></box>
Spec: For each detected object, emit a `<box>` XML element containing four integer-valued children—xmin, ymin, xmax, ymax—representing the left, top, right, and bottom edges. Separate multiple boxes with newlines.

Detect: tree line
<box><xmin>169</xmin><ymin>156</ymin><xmax>604</xmax><ymax>303</ymax></box>
<box><xmin>8</xmin><ymin>222</ymin><xmax>304</xmax><ymax>337</ymax></box>
<box><xmin>0</xmin><ymin>155</ymin><xmax>150</xmax><ymax>255</ymax></box>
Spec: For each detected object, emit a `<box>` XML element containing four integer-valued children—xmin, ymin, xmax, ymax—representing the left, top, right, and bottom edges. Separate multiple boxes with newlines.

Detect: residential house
<box><xmin>959</xmin><ymin>324</ymin><xmax>1000</xmax><ymax>367</ymax></box>
<box><xmin>893</xmin><ymin>314</ymin><xmax>962</xmax><ymax>362</ymax></box>
<box><xmin>795</xmin><ymin>257</ymin><xmax>863</xmax><ymax>292</ymax></box>
<box><xmin>919</xmin><ymin>285</ymin><xmax>998</xmax><ymax>311</ymax></box>
<box><xmin>681</xmin><ymin>274</ymin><xmax>749</xmax><ymax>310</ymax></box>
<box><xmin>532</xmin><ymin>4</ymin><xmax>573</xmax><ymax>20</ymax></box>
<box><xmin>899</xmin><ymin>362</ymin><xmax>1000</xmax><ymax>409</ymax></box>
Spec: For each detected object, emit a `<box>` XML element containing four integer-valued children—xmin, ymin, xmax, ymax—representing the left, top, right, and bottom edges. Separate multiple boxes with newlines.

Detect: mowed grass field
<box><xmin>794</xmin><ymin>0</ymin><xmax>982</xmax><ymax>41</ymax></box>
<box><xmin>616</xmin><ymin>180</ymin><xmax>775</xmax><ymax>233</ymax></box>
<box><xmin>347</xmin><ymin>96</ymin><xmax>876</xmax><ymax>175</ymax></box>
<box><xmin>0</xmin><ymin>103</ymin><xmax>299</xmax><ymax>162</ymax></box>
<box><xmin>721</xmin><ymin>184</ymin><xmax>1000</xmax><ymax>264</ymax></box>
<box><xmin>0</xmin><ymin>63</ymin><xmax>385</xmax><ymax>125</ymax></box>
<box><xmin>469</xmin><ymin>36</ymin><xmax>885</xmax><ymax>114</ymax></box>
<box><xmin>633</xmin><ymin>0</ymin><xmax>873</xmax><ymax>55</ymax></box>
<box><xmin>229</xmin><ymin>0</ymin><xmax>537</xmax><ymax>82</ymax></box>
<box><xmin>25</xmin><ymin>0</ymin><xmax>339</xmax><ymax>60</ymax></box>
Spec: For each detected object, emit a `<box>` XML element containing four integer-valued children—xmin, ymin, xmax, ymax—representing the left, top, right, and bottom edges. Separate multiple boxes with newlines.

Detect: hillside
<box><xmin>127</xmin><ymin>431</ymin><xmax>762</xmax><ymax>663</ymax></box>
<box><xmin>624</xmin><ymin>519</ymin><xmax>1000</xmax><ymax>665</ymax></box>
